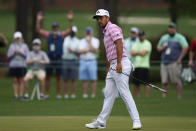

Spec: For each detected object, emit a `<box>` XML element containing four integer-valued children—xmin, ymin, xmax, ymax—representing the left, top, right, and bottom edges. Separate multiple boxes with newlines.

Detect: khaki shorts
<box><xmin>161</xmin><ymin>62</ymin><xmax>182</xmax><ymax>84</ymax></box>
<box><xmin>25</xmin><ymin>69</ymin><xmax>46</xmax><ymax>80</ymax></box>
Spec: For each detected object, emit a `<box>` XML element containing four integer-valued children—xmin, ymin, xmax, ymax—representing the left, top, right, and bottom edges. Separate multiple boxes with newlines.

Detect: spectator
<box><xmin>157</xmin><ymin>22</ymin><xmax>188</xmax><ymax>99</ymax></box>
<box><xmin>23</xmin><ymin>38</ymin><xmax>49</xmax><ymax>100</ymax></box>
<box><xmin>131</xmin><ymin>30</ymin><xmax>152</xmax><ymax>98</ymax></box>
<box><xmin>36</xmin><ymin>11</ymin><xmax>73</xmax><ymax>99</ymax></box>
<box><xmin>188</xmin><ymin>38</ymin><xmax>196</xmax><ymax>73</ymax></box>
<box><xmin>7</xmin><ymin>31</ymin><xmax>29</xmax><ymax>99</ymax></box>
<box><xmin>78</xmin><ymin>27</ymin><xmax>100</xmax><ymax>98</ymax></box>
<box><xmin>0</xmin><ymin>33</ymin><xmax>8</xmax><ymax>47</ymax></box>
<box><xmin>125</xmin><ymin>27</ymin><xmax>139</xmax><ymax>62</ymax></box>
<box><xmin>62</xmin><ymin>26</ymin><xmax>79</xmax><ymax>99</ymax></box>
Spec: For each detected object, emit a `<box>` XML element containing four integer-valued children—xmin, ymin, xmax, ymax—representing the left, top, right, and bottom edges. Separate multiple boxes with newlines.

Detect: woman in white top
<box><xmin>7</xmin><ymin>31</ymin><xmax>29</xmax><ymax>99</ymax></box>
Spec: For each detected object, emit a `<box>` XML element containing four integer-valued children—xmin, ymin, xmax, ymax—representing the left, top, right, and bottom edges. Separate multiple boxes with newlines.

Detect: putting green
<box><xmin>0</xmin><ymin>116</ymin><xmax>195</xmax><ymax>131</ymax></box>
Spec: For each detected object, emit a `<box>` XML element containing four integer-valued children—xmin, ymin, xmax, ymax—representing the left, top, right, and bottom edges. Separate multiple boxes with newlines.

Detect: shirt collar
<box><xmin>103</xmin><ymin>21</ymin><xmax>112</xmax><ymax>34</ymax></box>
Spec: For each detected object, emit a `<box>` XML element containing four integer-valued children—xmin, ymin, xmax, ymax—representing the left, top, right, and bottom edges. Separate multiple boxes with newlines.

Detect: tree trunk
<box><xmin>15</xmin><ymin>0</ymin><xmax>29</xmax><ymax>42</ymax></box>
<box><xmin>32</xmin><ymin>0</ymin><xmax>43</xmax><ymax>39</ymax></box>
<box><xmin>169</xmin><ymin>0</ymin><xmax>178</xmax><ymax>23</ymax></box>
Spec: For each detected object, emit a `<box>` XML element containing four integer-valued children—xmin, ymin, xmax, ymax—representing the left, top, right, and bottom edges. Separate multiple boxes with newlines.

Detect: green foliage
<box><xmin>177</xmin><ymin>0</ymin><xmax>196</xmax><ymax>17</ymax></box>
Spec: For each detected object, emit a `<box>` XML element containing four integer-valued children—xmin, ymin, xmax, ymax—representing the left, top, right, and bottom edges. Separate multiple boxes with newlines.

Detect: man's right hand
<box><xmin>37</xmin><ymin>11</ymin><xmax>43</xmax><ymax>21</ymax></box>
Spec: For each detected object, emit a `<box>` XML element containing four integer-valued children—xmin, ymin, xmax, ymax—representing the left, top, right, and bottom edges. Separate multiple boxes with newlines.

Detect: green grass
<box><xmin>0</xmin><ymin>116</ymin><xmax>195</xmax><ymax>131</ymax></box>
<box><xmin>0</xmin><ymin>77</ymin><xmax>196</xmax><ymax>130</ymax></box>
<box><xmin>0</xmin><ymin>116</ymin><xmax>196</xmax><ymax>131</ymax></box>
<box><xmin>0</xmin><ymin>77</ymin><xmax>196</xmax><ymax>117</ymax></box>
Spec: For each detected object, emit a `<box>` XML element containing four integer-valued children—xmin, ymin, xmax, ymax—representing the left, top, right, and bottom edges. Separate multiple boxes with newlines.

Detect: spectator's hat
<box><xmin>13</xmin><ymin>31</ymin><xmax>22</xmax><ymax>39</ymax></box>
<box><xmin>138</xmin><ymin>30</ymin><xmax>145</xmax><ymax>36</ymax></box>
<box><xmin>130</xmin><ymin>27</ymin><xmax>139</xmax><ymax>34</ymax></box>
<box><xmin>93</xmin><ymin>9</ymin><xmax>110</xmax><ymax>19</ymax></box>
<box><xmin>86</xmin><ymin>27</ymin><xmax>93</xmax><ymax>34</ymax></box>
<box><xmin>52</xmin><ymin>21</ymin><xmax>59</xmax><ymax>27</ymax></box>
<box><xmin>168</xmin><ymin>22</ymin><xmax>177</xmax><ymax>28</ymax></box>
<box><xmin>72</xmin><ymin>26</ymin><xmax>78</xmax><ymax>33</ymax></box>
<box><xmin>32</xmin><ymin>38</ymin><xmax>42</xmax><ymax>45</ymax></box>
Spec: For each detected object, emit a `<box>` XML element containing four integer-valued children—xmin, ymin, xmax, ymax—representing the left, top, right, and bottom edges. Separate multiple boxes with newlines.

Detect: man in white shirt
<box><xmin>78</xmin><ymin>27</ymin><xmax>100</xmax><ymax>98</ymax></box>
<box><xmin>62</xmin><ymin>26</ymin><xmax>79</xmax><ymax>99</ymax></box>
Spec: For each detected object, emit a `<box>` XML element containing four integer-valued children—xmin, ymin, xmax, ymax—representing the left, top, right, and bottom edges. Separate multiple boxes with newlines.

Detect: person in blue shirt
<box><xmin>157</xmin><ymin>23</ymin><xmax>188</xmax><ymax>99</ymax></box>
<box><xmin>36</xmin><ymin>11</ymin><xmax>73</xmax><ymax>99</ymax></box>
<box><xmin>125</xmin><ymin>27</ymin><xmax>139</xmax><ymax>62</ymax></box>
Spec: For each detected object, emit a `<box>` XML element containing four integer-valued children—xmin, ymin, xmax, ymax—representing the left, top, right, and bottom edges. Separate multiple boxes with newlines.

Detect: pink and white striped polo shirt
<box><xmin>103</xmin><ymin>21</ymin><xmax>127</xmax><ymax>62</ymax></box>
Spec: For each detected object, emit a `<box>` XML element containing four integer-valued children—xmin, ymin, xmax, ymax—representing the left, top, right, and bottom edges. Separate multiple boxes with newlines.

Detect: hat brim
<box><xmin>93</xmin><ymin>15</ymin><xmax>109</xmax><ymax>19</ymax></box>
<box><xmin>93</xmin><ymin>15</ymin><xmax>100</xmax><ymax>19</ymax></box>
<box><xmin>168</xmin><ymin>25</ymin><xmax>176</xmax><ymax>28</ymax></box>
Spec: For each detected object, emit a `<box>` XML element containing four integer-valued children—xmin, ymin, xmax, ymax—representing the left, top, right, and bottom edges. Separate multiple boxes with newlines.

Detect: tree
<box><xmin>15</xmin><ymin>0</ymin><xmax>29</xmax><ymax>42</ymax></box>
<box><xmin>15</xmin><ymin>0</ymin><xmax>43</xmax><ymax>44</ymax></box>
<box><xmin>32</xmin><ymin>0</ymin><xmax>43</xmax><ymax>39</ymax></box>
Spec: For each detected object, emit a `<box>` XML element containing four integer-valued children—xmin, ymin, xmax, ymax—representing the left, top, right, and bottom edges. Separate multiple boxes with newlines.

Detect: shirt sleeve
<box><xmin>78</xmin><ymin>39</ymin><xmax>85</xmax><ymax>50</ymax></box>
<box><xmin>145</xmin><ymin>41</ymin><xmax>152</xmax><ymax>52</ymax></box>
<box><xmin>108</xmin><ymin>25</ymin><xmax>123</xmax><ymax>42</ymax></box>
<box><xmin>63</xmin><ymin>37</ymin><xmax>68</xmax><ymax>53</ymax></box>
<box><xmin>7</xmin><ymin>44</ymin><xmax>14</xmax><ymax>58</ymax></box>
<box><xmin>75</xmin><ymin>39</ymin><xmax>80</xmax><ymax>51</ymax></box>
<box><xmin>43</xmin><ymin>52</ymin><xmax>50</xmax><ymax>63</ymax></box>
<box><xmin>24</xmin><ymin>45</ymin><xmax>30</xmax><ymax>57</ymax></box>
<box><xmin>179</xmin><ymin>35</ymin><xmax>189</xmax><ymax>48</ymax></box>
<box><xmin>131</xmin><ymin>43</ymin><xmax>137</xmax><ymax>51</ymax></box>
<box><xmin>26</xmin><ymin>53</ymin><xmax>32</xmax><ymax>61</ymax></box>
<box><xmin>190</xmin><ymin>38</ymin><xmax>196</xmax><ymax>51</ymax></box>
<box><xmin>92</xmin><ymin>38</ymin><xmax>100</xmax><ymax>49</ymax></box>
<box><xmin>157</xmin><ymin>36</ymin><xmax>165</xmax><ymax>47</ymax></box>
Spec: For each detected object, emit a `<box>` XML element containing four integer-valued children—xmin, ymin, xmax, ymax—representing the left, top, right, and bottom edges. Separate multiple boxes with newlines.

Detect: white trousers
<box><xmin>97</xmin><ymin>58</ymin><xmax>140</xmax><ymax>125</ymax></box>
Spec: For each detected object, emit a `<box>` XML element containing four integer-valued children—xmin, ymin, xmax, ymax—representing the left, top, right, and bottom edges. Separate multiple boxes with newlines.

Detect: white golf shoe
<box><xmin>132</xmin><ymin>120</ymin><xmax>142</xmax><ymax>130</ymax></box>
<box><xmin>85</xmin><ymin>120</ymin><xmax>106</xmax><ymax>129</ymax></box>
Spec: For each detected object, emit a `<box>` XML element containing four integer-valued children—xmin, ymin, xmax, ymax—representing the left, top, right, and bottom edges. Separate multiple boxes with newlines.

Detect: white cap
<box><xmin>72</xmin><ymin>26</ymin><xmax>78</xmax><ymax>33</ymax></box>
<box><xmin>93</xmin><ymin>9</ymin><xmax>110</xmax><ymax>19</ymax></box>
<box><xmin>13</xmin><ymin>31</ymin><xmax>22</xmax><ymax>39</ymax></box>
<box><xmin>32</xmin><ymin>38</ymin><xmax>42</xmax><ymax>45</ymax></box>
<box><xmin>130</xmin><ymin>27</ymin><xmax>139</xmax><ymax>34</ymax></box>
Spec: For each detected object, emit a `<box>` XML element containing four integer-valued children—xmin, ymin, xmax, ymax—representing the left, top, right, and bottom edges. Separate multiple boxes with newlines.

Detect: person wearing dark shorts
<box><xmin>46</xmin><ymin>55</ymin><xmax>62</xmax><ymax>76</ymax></box>
<box><xmin>131</xmin><ymin>30</ymin><xmax>152</xmax><ymax>98</ymax></box>
<box><xmin>62</xmin><ymin>26</ymin><xmax>79</xmax><ymax>99</ymax></box>
<box><xmin>132</xmin><ymin>68</ymin><xmax>149</xmax><ymax>86</ymax></box>
<box><xmin>7</xmin><ymin>31</ymin><xmax>29</xmax><ymax>99</ymax></box>
<box><xmin>36</xmin><ymin>10</ymin><xmax>74</xmax><ymax>99</ymax></box>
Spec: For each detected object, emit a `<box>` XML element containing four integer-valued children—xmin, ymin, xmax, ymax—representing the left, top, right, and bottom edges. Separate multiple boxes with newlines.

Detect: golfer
<box><xmin>85</xmin><ymin>9</ymin><xmax>142</xmax><ymax>130</ymax></box>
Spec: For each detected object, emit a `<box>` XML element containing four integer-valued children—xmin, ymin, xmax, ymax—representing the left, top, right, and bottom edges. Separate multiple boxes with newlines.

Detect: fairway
<box><xmin>0</xmin><ymin>116</ymin><xmax>195</xmax><ymax>131</ymax></box>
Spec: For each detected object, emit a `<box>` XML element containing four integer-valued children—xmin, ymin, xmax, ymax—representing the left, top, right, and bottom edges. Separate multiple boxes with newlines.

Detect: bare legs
<box><xmin>46</xmin><ymin>75</ymin><xmax>61</xmax><ymax>97</ymax></box>
<box><xmin>24</xmin><ymin>77</ymin><xmax>45</xmax><ymax>98</ymax></box>
<box><xmin>13</xmin><ymin>77</ymin><xmax>24</xmax><ymax>98</ymax></box>
<box><xmin>64</xmin><ymin>80</ymin><xmax>77</xmax><ymax>97</ymax></box>
<box><xmin>162</xmin><ymin>82</ymin><xmax>182</xmax><ymax>99</ymax></box>
<box><xmin>82</xmin><ymin>80</ymin><xmax>97</xmax><ymax>98</ymax></box>
<box><xmin>133</xmin><ymin>85</ymin><xmax>150</xmax><ymax>98</ymax></box>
